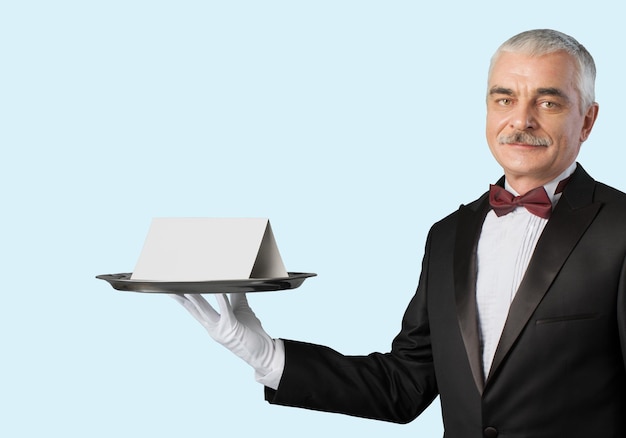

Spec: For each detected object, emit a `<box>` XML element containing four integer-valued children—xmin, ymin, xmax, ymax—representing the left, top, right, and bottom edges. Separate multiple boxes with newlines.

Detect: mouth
<box><xmin>505</xmin><ymin>142</ymin><xmax>546</xmax><ymax>148</ymax></box>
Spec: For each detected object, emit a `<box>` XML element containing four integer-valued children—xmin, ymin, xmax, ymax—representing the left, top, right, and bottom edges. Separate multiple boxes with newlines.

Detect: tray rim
<box><xmin>96</xmin><ymin>271</ymin><xmax>316</xmax><ymax>294</ymax></box>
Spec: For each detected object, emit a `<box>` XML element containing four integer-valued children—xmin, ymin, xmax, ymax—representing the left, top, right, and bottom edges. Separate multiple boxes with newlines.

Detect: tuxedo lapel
<box><xmin>486</xmin><ymin>165</ymin><xmax>602</xmax><ymax>383</ymax></box>
<box><xmin>454</xmin><ymin>191</ymin><xmax>492</xmax><ymax>394</ymax></box>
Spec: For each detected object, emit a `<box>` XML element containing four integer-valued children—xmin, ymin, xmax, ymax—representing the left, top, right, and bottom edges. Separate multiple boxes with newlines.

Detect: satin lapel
<box><xmin>487</xmin><ymin>166</ymin><xmax>601</xmax><ymax>383</ymax></box>
<box><xmin>454</xmin><ymin>193</ymin><xmax>491</xmax><ymax>394</ymax></box>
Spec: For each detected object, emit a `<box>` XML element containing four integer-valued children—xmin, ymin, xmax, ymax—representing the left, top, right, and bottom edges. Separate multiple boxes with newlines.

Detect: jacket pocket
<box><xmin>535</xmin><ymin>313</ymin><xmax>599</xmax><ymax>325</ymax></box>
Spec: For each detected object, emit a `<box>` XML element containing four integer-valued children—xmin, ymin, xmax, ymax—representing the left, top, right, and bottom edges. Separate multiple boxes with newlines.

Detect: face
<box><xmin>486</xmin><ymin>50</ymin><xmax>598</xmax><ymax>193</ymax></box>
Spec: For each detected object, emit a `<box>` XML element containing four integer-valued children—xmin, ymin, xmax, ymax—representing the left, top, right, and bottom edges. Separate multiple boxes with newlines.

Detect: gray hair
<box><xmin>489</xmin><ymin>29</ymin><xmax>596</xmax><ymax>112</ymax></box>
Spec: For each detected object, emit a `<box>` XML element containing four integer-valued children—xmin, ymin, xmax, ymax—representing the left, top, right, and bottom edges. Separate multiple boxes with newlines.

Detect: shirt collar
<box><xmin>504</xmin><ymin>162</ymin><xmax>577</xmax><ymax>205</ymax></box>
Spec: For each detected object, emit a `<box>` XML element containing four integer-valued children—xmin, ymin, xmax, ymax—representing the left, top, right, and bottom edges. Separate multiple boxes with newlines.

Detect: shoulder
<box><xmin>567</xmin><ymin>164</ymin><xmax>626</xmax><ymax>206</ymax></box>
<box><xmin>592</xmin><ymin>181</ymin><xmax>626</xmax><ymax>226</ymax></box>
<box><xmin>427</xmin><ymin>190</ymin><xmax>490</xmax><ymax>238</ymax></box>
<box><xmin>594</xmin><ymin>180</ymin><xmax>626</xmax><ymax>203</ymax></box>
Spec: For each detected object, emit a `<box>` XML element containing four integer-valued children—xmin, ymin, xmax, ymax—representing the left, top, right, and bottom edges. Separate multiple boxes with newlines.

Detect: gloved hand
<box><xmin>171</xmin><ymin>293</ymin><xmax>284</xmax><ymax>385</ymax></box>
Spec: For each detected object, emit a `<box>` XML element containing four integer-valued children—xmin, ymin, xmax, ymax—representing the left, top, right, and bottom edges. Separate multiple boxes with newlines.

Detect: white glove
<box><xmin>171</xmin><ymin>293</ymin><xmax>284</xmax><ymax>387</ymax></box>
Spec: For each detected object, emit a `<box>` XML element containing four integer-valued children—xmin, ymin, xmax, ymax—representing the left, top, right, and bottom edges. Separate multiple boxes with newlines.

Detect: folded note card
<box><xmin>130</xmin><ymin>218</ymin><xmax>288</xmax><ymax>281</ymax></box>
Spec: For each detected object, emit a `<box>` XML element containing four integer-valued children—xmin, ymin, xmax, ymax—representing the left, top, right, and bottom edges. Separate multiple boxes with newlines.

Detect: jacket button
<box><xmin>484</xmin><ymin>427</ymin><xmax>498</xmax><ymax>438</ymax></box>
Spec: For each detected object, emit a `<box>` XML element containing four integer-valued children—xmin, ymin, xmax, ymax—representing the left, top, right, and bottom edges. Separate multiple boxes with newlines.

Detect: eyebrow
<box><xmin>489</xmin><ymin>86</ymin><xmax>513</xmax><ymax>96</ymax></box>
<box><xmin>489</xmin><ymin>86</ymin><xmax>571</xmax><ymax>102</ymax></box>
<box><xmin>536</xmin><ymin>87</ymin><xmax>570</xmax><ymax>102</ymax></box>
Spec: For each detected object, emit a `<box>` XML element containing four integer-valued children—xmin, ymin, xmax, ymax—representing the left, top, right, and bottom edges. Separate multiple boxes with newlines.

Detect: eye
<box><xmin>498</xmin><ymin>98</ymin><xmax>512</xmax><ymax>106</ymax></box>
<box><xmin>540</xmin><ymin>101</ymin><xmax>558</xmax><ymax>109</ymax></box>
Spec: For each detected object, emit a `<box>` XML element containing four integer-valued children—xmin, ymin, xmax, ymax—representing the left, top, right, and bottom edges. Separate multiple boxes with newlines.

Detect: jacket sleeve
<box><xmin>264</xmin><ymin>232</ymin><xmax>439</xmax><ymax>424</ymax></box>
<box><xmin>618</xmin><ymin>254</ymin><xmax>626</xmax><ymax>372</ymax></box>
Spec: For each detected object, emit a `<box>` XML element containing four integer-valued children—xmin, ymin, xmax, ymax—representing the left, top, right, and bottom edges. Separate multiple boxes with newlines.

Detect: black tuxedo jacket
<box><xmin>265</xmin><ymin>165</ymin><xmax>626</xmax><ymax>437</ymax></box>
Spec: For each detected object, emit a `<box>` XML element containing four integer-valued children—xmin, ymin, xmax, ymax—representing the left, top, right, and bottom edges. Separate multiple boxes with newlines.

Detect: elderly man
<box><xmin>173</xmin><ymin>29</ymin><xmax>626</xmax><ymax>437</ymax></box>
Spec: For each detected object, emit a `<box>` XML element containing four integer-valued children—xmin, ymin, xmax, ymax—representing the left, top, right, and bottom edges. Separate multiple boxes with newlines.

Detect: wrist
<box><xmin>254</xmin><ymin>338</ymin><xmax>285</xmax><ymax>390</ymax></box>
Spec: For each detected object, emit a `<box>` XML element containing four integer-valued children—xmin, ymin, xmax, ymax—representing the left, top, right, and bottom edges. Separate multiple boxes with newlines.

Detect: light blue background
<box><xmin>2</xmin><ymin>1</ymin><xmax>624</xmax><ymax>437</ymax></box>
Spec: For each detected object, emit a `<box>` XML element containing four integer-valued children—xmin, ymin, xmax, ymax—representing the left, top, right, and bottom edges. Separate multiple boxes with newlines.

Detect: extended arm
<box><xmin>265</xmin><ymin>235</ymin><xmax>439</xmax><ymax>423</ymax></box>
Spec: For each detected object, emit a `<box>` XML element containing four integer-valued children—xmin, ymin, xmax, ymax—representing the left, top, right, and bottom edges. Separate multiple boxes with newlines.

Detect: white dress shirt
<box><xmin>476</xmin><ymin>162</ymin><xmax>577</xmax><ymax>378</ymax></box>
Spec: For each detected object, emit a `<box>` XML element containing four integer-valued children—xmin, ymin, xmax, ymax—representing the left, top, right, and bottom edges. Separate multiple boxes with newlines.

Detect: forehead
<box><xmin>488</xmin><ymin>50</ymin><xmax>579</xmax><ymax>94</ymax></box>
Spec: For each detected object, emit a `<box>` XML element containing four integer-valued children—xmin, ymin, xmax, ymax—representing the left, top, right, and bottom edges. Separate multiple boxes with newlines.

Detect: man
<box><xmin>173</xmin><ymin>29</ymin><xmax>626</xmax><ymax>437</ymax></box>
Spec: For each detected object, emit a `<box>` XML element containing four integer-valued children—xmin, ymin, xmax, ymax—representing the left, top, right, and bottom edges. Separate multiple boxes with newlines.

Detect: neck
<box><xmin>506</xmin><ymin>176</ymin><xmax>553</xmax><ymax>195</ymax></box>
<box><xmin>504</xmin><ymin>163</ymin><xmax>578</xmax><ymax>195</ymax></box>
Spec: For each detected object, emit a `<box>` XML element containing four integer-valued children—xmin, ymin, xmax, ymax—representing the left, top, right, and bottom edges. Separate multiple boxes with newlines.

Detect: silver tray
<box><xmin>96</xmin><ymin>272</ymin><xmax>316</xmax><ymax>294</ymax></box>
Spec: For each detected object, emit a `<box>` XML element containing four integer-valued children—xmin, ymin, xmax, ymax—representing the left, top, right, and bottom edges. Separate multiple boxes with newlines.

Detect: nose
<box><xmin>509</xmin><ymin>102</ymin><xmax>537</xmax><ymax>131</ymax></box>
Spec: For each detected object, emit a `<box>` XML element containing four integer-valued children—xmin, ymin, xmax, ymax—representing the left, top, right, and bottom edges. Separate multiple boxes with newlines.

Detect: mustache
<box><xmin>498</xmin><ymin>131</ymin><xmax>552</xmax><ymax>146</ymax></box>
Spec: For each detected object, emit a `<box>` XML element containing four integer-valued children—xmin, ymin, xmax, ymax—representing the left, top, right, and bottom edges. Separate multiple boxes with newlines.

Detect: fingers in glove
<box><xmin>185</xmin><ymin>294</ymin><xmax>222</xmax><ymax>324</ymax></box>
<box><xmin>230</xmin><ymin>293</ymin><xmax>263</xmax><ymax>329</ymax></box>
<box><xmin>230</xmin><ymin>293</ymin><xmax>250</xmax><ymax>311</ymax></box>
<box><xmin>169</xmin><ymin>293</ymin><xmax>214</xmax><ymax>325</ymax></box>
<box><xmin>169</xmin><ymin>293</ymin><xmax>187</xmax><ymax>306</ymax></box>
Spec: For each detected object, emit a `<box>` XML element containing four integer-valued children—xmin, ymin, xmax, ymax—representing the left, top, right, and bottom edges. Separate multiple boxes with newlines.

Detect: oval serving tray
<box><xmin>96</xmin><ymin>272</ymin><xmax>316</xmax><ymax>294</ymax></box>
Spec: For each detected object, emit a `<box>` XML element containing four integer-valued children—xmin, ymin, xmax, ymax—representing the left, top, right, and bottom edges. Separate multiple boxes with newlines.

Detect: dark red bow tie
<box><xmin>489</xmin><ymin>176</ymin><xmax>571</xmax><ymax>219</ymax></box>
<box><xmin>489</xmin><ymin>185</ymin><xmax>553</xmax><ymax>219</ymax></box>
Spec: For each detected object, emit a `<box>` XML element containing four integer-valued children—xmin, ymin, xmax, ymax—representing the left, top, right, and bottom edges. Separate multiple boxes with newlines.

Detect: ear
<box><xmin>580</xmin><ymin>103</ymin><xmax>599</xmax><ymax>143</ymax></box>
